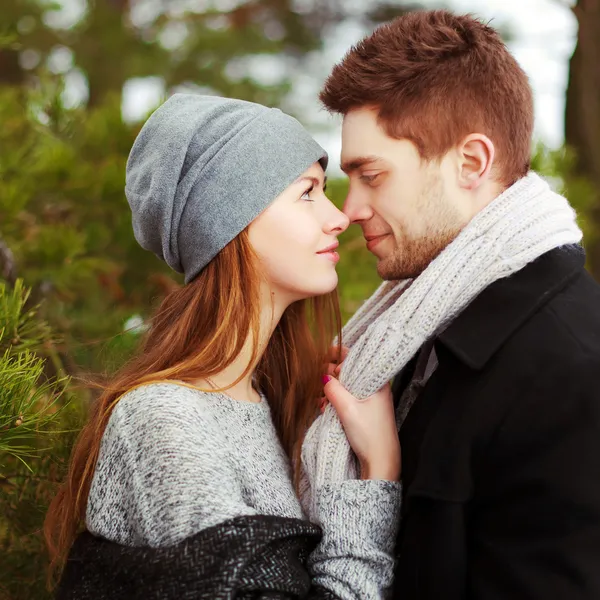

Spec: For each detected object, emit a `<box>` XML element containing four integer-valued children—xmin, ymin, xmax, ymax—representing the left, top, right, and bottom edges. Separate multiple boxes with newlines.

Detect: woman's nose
<box><xmin>327</xmin><ymin>206</ymin><xmax>350</xmax><ymax>235</ymax></box>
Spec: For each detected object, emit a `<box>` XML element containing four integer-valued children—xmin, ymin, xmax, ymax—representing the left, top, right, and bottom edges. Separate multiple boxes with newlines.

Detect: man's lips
<box><xmin>364</xmin><ymin>234</ymin><xmax>389</xmax><ymax>251</ymax></box>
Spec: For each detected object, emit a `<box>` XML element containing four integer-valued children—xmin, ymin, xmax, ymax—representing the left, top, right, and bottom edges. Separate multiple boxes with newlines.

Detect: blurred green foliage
<box><xmin>0</xmin><ymin>280</ymin><xmax>78</xmax><ymax>600</ymax></box>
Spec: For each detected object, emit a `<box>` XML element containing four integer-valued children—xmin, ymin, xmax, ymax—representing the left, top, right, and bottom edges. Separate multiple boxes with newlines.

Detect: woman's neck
<box><xmin>198</xmin><ymin>283</ymin><xmax>290</xmax><ymax>402</ymax></box>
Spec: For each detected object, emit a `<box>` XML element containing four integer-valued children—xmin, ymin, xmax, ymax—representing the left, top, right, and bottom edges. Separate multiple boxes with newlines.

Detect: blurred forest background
<box><xmin>0</xmin><ymin>0</ymin><xmax>599</xmax><ymax>597</ymax></box>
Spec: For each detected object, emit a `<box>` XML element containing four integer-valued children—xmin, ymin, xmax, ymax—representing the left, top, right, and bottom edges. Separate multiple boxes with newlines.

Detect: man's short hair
<box><xmin>320</xmin><ymin>10</ymin><xmax>534</xmax><ymax>187</ymax></box>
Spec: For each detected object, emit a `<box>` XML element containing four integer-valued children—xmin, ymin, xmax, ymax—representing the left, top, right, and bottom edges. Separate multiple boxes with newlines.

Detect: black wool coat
<box><xmin>392</xmin><ymin>246</ymin><xmax>600</xmax><ymax>600</ymax></box>
<box><xmin>56</xmin><ymin>515</ymin><xmax>337</xmax><ymax>599</ymax></box>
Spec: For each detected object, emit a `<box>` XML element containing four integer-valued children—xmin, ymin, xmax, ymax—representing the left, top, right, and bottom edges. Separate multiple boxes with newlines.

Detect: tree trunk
<box><xmin>0</xmin><ymin>48</ymin><xmax>24</xmax><ymax>85</ymax></box>
<box><xmin>78</xmin><ymin>0</ymin><xmax>130</xmax><ymax>108</ymax></box>
<box><xmin>564</xmin><ymin>0</ymin><xmax>600</xmax><ymax>279</ymax></box>
<box><xmin>0</xmin><ymin>234</ymin><xmax>17</xmax><ymax>286</ymax></box>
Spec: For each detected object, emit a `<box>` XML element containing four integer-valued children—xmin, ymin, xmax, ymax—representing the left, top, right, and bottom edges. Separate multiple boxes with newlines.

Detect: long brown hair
<box><xmin>44</xmin><ymin>228</ymin><xmax>342</xmax><ymax>582</ymax></box>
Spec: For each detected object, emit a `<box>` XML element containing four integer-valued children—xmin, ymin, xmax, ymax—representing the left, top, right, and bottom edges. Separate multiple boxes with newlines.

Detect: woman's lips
<box><xmin>317</xmin><ymin>250</ymin><xmax>340</xmax><ymax>263</ymax></box>
<box><xmin>317</xmin><ymin>241</ymin><xmax>340</xmax><ymax>263</ymax></box>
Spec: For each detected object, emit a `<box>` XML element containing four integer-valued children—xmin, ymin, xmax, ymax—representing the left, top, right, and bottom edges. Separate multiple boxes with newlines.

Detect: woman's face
<box><xmin>248</xmin><ymin>161</ymin><xmax>349</xmax><ymax>303</ymax></box>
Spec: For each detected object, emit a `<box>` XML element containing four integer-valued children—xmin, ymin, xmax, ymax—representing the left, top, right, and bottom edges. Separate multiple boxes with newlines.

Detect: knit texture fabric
<box><xmin>300</xmin><ymin>172</ymin><xmax>583</xmax><ymax>519</ymax></box>
<box><xmin>126</xmin><ymin>94</ymin><xmax>328</xmax><ymax>284</ymax></box>
<box><xmin>58</xmin><ymin>515</ymin><xmax>338</xmax><ymax>600</ymax></box>
<box><xmin>86</xmin><ymin>382</ymin><xmax>401</xmax><ymax>599</ymax></box>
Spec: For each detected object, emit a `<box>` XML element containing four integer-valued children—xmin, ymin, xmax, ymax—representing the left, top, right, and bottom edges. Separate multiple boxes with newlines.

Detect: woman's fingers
<box><xmin>325</xmin><ymin>344</ymin><xmax>350</xmax><ymax>377</ymax></box>
<box><xmin>321</xmin><ymin>376</ymin><xmax>401</xmax><ymax>482</ymax></box>
<box><xmin>322</xmin><ymin>377</ymin><xmax>355</xmax><ymax>419</ymax></box>
<box><xmin>327</xmin><ymin>344</ymin><xmax>349</xmax><ymax>365</ymax></box>
<box><xmin>339</xmin><ymin>345</ymin><xmax>350</xmax><ymax>363</ymax></box>
<box><xmin>326</xmin><ymin>362</ymin><xmax>338</xmax><ymax>377</ymax></box>
<box><xmin>318</xmin><ymin>396</ymin><xmax>327</xmax><ymax>413</ymax></box>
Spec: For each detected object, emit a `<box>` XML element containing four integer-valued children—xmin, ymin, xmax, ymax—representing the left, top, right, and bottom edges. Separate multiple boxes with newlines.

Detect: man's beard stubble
<box><xmin>377</xmin><ymin>173</ymin><xmax>468</xmax><ymax>281</ymax></box>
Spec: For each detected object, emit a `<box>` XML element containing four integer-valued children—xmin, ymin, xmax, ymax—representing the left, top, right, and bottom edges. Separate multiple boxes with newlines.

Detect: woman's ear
<box><xmin>457</xmin><ymin>134</ymin><xmax>495</xmax><ymax>190</ymax></box>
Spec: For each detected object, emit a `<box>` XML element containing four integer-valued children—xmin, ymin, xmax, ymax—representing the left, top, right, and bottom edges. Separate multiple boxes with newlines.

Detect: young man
<box><xmin>321</xmin><ymin>10</ymin><xmax>600</xmax><ymax>600</ymax></box>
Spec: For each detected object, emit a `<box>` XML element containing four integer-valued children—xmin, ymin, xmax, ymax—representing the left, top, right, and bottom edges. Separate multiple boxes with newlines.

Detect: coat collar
<box><xmin>436</xmin><ymin>245</ymin><xmax>586</xmax><ymax>370</ymax></box>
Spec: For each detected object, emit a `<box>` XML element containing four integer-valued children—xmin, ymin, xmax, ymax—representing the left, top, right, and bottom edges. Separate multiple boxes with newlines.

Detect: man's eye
<box><xmin>360</xmin><ymin>173</ymin><xmax>380</xmax><ymax>184</ymax></box>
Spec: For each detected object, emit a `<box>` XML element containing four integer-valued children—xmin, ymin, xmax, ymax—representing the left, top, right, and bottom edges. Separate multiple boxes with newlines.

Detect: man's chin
<box><xmin>370</xmin><ymin>237</ymin><xmax>429</xmax><ymax>280</ymax></box>
<box><xmin>372</xmin><ymin>245</ymin><xmax>403</xmax><ymax>279</ymax></box>
<box><xmin>376</xmin><ymin>254</ymin><xmax>427</xmax><ymax>281</ymax></box>
<box><xmin>376</xmin><ymin>256</ymin><xmax>401</xmax><ymax>280</ymax></box>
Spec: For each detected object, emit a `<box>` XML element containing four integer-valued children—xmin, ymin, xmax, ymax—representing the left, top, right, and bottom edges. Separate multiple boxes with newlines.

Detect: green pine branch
<box><xmin>0</xmin><ymin>280</ymin><xmax>69</xmax><ymax>470</ymax></box>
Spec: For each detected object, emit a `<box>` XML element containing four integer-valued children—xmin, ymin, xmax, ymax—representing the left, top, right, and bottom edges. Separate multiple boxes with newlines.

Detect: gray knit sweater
<box><xmin>86</xmin><ymin>382</ymin><xmax>402</xmax><ymax>599</ymax></box>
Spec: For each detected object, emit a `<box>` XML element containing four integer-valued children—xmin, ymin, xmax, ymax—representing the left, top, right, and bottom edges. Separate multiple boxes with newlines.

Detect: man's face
<box><xmin>341</xmin><ymin>108</ymin><xmax>472</xmax><ymax>280</ymax></box>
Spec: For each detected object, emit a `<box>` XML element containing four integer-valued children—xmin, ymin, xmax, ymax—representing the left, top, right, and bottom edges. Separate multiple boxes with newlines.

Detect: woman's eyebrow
<box><xmin>295</xmin><ymin>175</ymin><xmax>328</xmax><ymax>187</ymax></box>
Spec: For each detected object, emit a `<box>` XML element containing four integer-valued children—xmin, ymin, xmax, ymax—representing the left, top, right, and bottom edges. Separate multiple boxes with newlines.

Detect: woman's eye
<box><xmin>301</xmin><ymin>186</ymin><xmax>315</xmax><ymax>202</ymax></box>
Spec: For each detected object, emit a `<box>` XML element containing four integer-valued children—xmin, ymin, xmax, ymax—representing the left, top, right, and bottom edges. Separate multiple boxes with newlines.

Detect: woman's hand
<box><xmin>319</xmin><ymin>345</ymin><xmax>349</xmax><ymax>413</ymax></box>
<box><xmin>322</xmin><ymin>377</ymin><xmax>401</xmax><ymax>482</ymax></box>
<box><xmin>325</xmin><ymin>345</ymin><xmax>349</xmax><ymax>377</ymax></box>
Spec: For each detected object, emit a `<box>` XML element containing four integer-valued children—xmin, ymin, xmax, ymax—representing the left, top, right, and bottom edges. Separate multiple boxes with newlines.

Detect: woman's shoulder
<box><xmin>88</xmin><ymin>381</ymin><xmax>259</xmax><ymax>546</ymax></box>
<box><xmin>101</xmin><ymin>381</ymin><xmax>230</xmax><ymax>463</ymax></box>
<box><xmin>117</xmin><ymin>379</ymin><xmax>214</xmax><ymax>406</ymax></box>
<box><xmin>110</xmin><ymin>380</ymin><xmax>216</xmax><ymax>426</ymax></box>
<box><xmin>92</xmin><ymin>381</ymin><xmax>245</xmax><ymax>502</ymax></box>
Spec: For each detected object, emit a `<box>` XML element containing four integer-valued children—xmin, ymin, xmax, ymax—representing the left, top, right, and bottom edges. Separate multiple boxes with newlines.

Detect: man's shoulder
<box><xmin>481</xmin><ymin>273</ymin><xmax>600</xmax><ymax>472</ymax></box>
<box><xmin>507</xmin><ymin>268</ymin><xmax>600</xmax><ymax>371</ymax></box>
<box><xmin>434</xmin><ymin>267</ymin><xmax>600</xmax><ymax>403</ymax></box>
<box><xmin>436</xmin><ymin>266</ymin><xmax>600</xmax><ymax>383</ymax></box>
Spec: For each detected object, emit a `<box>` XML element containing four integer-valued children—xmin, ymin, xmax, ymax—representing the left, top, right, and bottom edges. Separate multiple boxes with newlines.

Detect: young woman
<box><xmin>45</xmin><ymin>94</ymin><xmax>402</xmax><ymax>599</ymax></box>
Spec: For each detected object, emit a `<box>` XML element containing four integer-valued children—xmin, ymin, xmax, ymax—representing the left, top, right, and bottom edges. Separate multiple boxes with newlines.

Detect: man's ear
<box><xmin>457</xmin><ymin>134</ymin><xmax>495</xmax><ymax>190</ymax></box>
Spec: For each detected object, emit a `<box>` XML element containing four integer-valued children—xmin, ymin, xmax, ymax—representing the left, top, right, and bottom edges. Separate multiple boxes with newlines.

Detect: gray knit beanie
<box><xmin>125</xmin><ymin>93</ymin><xmax>328</xmax><ymax>283</ymax></box>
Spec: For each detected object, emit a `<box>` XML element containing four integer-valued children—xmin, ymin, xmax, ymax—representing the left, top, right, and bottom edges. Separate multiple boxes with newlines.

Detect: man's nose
<box><xmin>343</xmin><ymin>190</ymin><xmax>373</xmax><ymax>224</ymax></box>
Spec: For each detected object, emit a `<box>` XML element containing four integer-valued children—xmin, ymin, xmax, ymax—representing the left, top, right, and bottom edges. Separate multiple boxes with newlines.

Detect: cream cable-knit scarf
<box><xmin>300</xmin><ymin>172</ymin><xmax>583</xmax><ymax>520</ymax></box>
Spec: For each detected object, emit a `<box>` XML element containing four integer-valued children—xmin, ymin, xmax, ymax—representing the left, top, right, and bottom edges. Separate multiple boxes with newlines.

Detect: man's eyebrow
<box><xmin>340</xmin><ymin>156</ymin><xmax>380</xmax><ymax>174</ymax></box>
